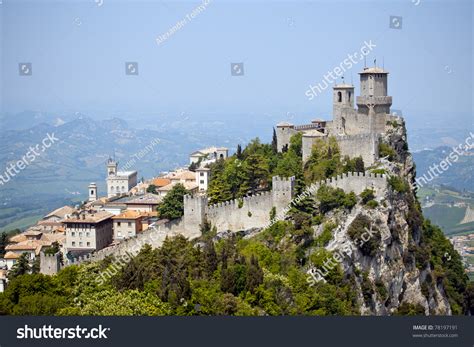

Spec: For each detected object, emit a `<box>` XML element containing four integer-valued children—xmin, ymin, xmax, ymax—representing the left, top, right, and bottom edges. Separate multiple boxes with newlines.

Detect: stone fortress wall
<box><xmin>308</xmin><ymin>171</ymin><xmax>387</xmax><ymax>198</ymax></box>
<box><xmin>69</xmin><ymin>173</ymin><xmax>387</xmax><ymax>265</ymax></box>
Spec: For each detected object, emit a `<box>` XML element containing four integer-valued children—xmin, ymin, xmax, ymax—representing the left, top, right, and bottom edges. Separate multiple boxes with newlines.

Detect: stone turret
<box><xmin>183</xmin><ymin>194</ymin><xmax>208</xmax><ymax>237</ymax></box>
<box><xmin>272</xmin><ymin>176</ymin><xmax>295</xmax><ymax>212</ymax></box>
<box><xmin>356</xmin><ymin>67</ymin><xmax>392</xmax><ymax>115</ymax></box>
<box><xmin>40</xmin><ymin>251</ymin><xmax>62</xmax><ymax>275</ymax></box>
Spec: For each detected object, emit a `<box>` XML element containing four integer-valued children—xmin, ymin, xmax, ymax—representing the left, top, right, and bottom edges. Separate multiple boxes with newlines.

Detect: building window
<box><xmin>86</xmin><ymin>232</ymin><xmax>90</xmax><ymax>237</ymax></box>
<box><xmin>71</xmin><ymin>232</ymin><xmax>75</xmax><ymax>237</ymax></box>
<box><xmin>79</xmin><ymin>241</ymin><xmax>83</xmax><ymax>246</ymax></box>
<box><xmin>117</xmin><ymin>222</ymin><xmax>121</xmax><ymax>226</ymax></box>
<box><xmin>337</xmin><ymin>91</ymin><xmax>342</xmax><ymax>102</ymax></box>
<box><xmin>79</xmin><ymin>232</ymin><xmax>82</xmax><ymax>237</ymax></box>
<box><xmin>200</xmin><ymin>172</ymin><xmax>204</xmax><ymax>176</ymax></box>
<box><xmin>128</xmin><ymin>222</ymin><xmax>132</xmax><ymax>227</ymax></box>
<box><xmin>87</xmin><ymin>242</ymin><xmax>90</xmax><ymax>247</ymax></box>
<box><xmin>200</xmin><ymin>180</ymin><xmax>204</xmax><ymax>184</ymax></box>
<box><xmin>348</xmin><ymin>91</ymin><xmax>351</xmax><ymax>102</ymax></box>
<box><xmin>72</xmin><ymin>241</ymin><xmax>76</xmax><ymax>246</ymax></box>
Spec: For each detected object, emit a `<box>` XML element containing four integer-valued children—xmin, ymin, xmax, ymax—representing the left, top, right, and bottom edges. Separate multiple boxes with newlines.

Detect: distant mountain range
<box><xmin>413</xmin><ymin>146</ymin><xmax>473</xmax><ymax>192</ymax></box>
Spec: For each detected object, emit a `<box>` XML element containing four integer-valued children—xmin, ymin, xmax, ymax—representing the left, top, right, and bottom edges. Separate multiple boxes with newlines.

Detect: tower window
<box><xmin>337</xmin><ymin>91</ymin><xmax>342</xmax><ymax>102</ymax></box>
<box><xmin>348</xmin><ymin>91</ymin><xmax>351</xmax><ymax>102</ymax></box>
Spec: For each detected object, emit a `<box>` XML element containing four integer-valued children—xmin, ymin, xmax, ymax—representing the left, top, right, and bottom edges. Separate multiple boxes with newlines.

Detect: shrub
<box><xmin>379</xmin><ymin>143</ymin><xmax>397</xmax><ymax>161</ymax></box>
<box><xmin>388</xmin><ymin>176</ymin><xmax>409</xmax><ymax>193</ymax></box>
<box><xmin>366</xmin><ymin>200</ymin><xmax>379</xmax><ymax>209</ymax></box>
<box><xmin>375</xmin><ymin>280</ymin><xmax>388</xmax><ymax>301</ymax></box>
<box><xmin>360</xmin><ymin>188</ymin><xmax>375</xmax><ymax>204</ymax></box>
<box><xmin>347</xmin><ymin>214</ymin><xmax>381</xmax><ymax>257</ymax></box>
<box><xmin>314</xmin><ymin>222</ymin><xmax>336</xmax><ymax>247</ymax></box>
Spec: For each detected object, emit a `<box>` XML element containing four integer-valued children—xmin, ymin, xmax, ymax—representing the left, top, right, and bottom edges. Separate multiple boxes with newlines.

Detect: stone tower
<box><xmin>333</xmin><ymin>83</ymin><xmax>355</xmax><ymax>135</ymax></box>
<box><xmin>183</xmin><ymin>194</ymin><xmax>208</xmax><ymax>237</ymax></box>
<box><xmin>40</xmin><ymin>252</ymin><xmax>62</xmax><ymax>275</ymax></box>
<box><xmin>272</xmin><ymin>176</ymin><xmax>295</xmax><ymax>212</ymax></box>
<box><xmin>356</xmin><ymin>67</ymin><xmax>392</xmax><ymax>116</ymax></box>
<box><xmin>107</xmin><ymin>158</ymin><xmax>118</xmax><ymax>177</ymax></box>
<box><xmin>275</xmin><ymin>122</ymin><xmax>297</xmax><ymax>152</ymax></box>
<box><xmin>88</xmin><ymin>182</ymin><xmax>97</xmax><ymax>202</ymax></box>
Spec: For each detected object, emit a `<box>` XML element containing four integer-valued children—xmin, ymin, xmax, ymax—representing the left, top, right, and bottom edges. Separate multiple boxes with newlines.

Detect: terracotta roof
<box><xmin>165</xmin><ymin>170</ymin><xmax>196</xmax><ymax>181</ymax></box>
<box><xmin>158</xmin><ymin>181</ymin><xmax>198</xmax><ymax>192</ymax></box>
<box><xmin>4</xmin><ymin>251</ymin><xmax>20</xmax><ymax>260</ymax></box>
<box><xmin>44</xmin><ymin>205</ymin><xmax>75</xmax><ymax>219</ymax></box>
<box><xmin>152</xmin><ymin>178</ymin><xmax>171</xmax><ymax>187</ymax></box>
<box><xmin>63</xmin><ymin>211</ymin><xmax>113</xmax><ymax>224</ymax></box>
<box><xmin>5</xmin><ymin>239</ymin><xmax>52</xmax><ymax>255</ymax></box>
<box><xmin>112</xmin><ymin>210</ymin><xmax>143</xmax><ymax>220</ymax></box>
<box><xmin>9</xmin><ymin>234</ymin><xmax>28</xmax><ymax>243</ymax></box>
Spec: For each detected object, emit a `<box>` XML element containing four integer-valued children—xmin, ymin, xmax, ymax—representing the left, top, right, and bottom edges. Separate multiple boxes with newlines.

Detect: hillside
<box><xmin>1</xmin><ymin>119</ymin><xmax>472</xmax><ymax>316</ymax></box>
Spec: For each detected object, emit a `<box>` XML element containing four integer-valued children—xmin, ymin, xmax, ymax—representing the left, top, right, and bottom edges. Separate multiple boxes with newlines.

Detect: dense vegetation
<box><xmin>208</xmin><ymin>134</ymin><xmax>364</xmax><ymax>204</ymax></box>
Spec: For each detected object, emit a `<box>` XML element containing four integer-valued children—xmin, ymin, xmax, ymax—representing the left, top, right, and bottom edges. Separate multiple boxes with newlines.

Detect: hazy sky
<box><xmin>1</xmin><ymin>0</ymin><xmax>472</xmax><ymax>125</ymax></box>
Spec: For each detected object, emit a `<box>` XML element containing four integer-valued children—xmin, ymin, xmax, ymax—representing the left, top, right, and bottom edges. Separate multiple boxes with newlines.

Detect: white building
<box><xmin>189</xmin><ymin>147</ymin><xmax>228</xmax><ymax>165</ymax></box>
<box><xmin>106</xmin><ymin>159</ymin><xmax>138</xmax><ymax>198</ymax></box>
<box><xmin>196</xmin><ymin>167</ymin><xmax>210</xmax><ymax>192</ymax></box>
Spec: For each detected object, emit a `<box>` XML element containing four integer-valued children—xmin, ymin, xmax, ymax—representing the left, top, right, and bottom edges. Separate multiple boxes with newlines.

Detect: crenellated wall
<box><xmin>67</xmin><ymin>173</ymin><xmax>386</xmax><ymax>266</ymax></box>
<box><xmin>184</xmin><ymin>176</ymin><xmax>295</xmax><ymax>234</ymax></box>
<box><xmin>308</xmin><ymin>171</ymin><xmax>387</xmax><ymax>198</ymax></box>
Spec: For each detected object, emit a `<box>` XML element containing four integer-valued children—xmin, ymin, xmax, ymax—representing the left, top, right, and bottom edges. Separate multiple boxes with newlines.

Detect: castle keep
<box><xmin>276</xmin><ymin>67</ymin><xmax>397</xmax><ymax>165</ymax></box>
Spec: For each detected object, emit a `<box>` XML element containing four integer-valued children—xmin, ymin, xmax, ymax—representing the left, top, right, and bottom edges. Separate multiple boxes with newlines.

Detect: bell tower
<box><xmin>107</xmin><ymin>158</ymin><xmax>118</xmax><ymax>177</ymax></box>
<box><xmin>333</xmin><ymin>83</ymin><xmax>355</xmax><ymax>135</ymax></box>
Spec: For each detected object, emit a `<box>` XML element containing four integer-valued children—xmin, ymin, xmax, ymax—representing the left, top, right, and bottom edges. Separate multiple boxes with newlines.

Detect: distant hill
<box><xmin>413</xmin><ymin>146</ymin><xmax>474</xmax><ymax>192</ymax></box>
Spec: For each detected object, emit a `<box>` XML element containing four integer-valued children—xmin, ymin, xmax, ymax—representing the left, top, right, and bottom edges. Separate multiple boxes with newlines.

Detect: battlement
<box><xmin>308</xmin><ymin>171</ymin><xmax>387</xmax><ymax>198</ymax></box>
<box><xmin>207</xmin><ymin>191</ymin><xmax>272</xmax><ymax>211</ymax></box>
<box><xmin>294</xmin><ymin>123</ymin><xmax>321</xmax><ymax>131</ymax></box>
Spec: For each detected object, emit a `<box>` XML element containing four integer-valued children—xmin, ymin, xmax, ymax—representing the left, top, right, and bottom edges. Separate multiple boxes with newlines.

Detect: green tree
<box><xmin>8</xmin><ymin>253</ymin><xmax>31</xmax><ymax>279</ymax></box>
<box><xmin>156</xmin><ymin>183</ymin><xmax>188</xmax><ymax>220</ymax></box>
<box><xmin>0</xmin><ymin>232</ymin><xmax>9</xmax><ymax>258</ymax></box>
<box><xmin>271</xmin><ymin>128</ymin><xmax>278</xmax><ymax>154</ymax></box>
<box><xmin>146</xmin><ymin>184</ymin><xmax>158</xmax><ymax>193</ymax></box>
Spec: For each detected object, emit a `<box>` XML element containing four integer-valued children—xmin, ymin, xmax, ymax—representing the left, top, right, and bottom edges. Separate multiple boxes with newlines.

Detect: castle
<box><xmin>276</xmin><ymin>67</ymin><xmax>397</xmax><ymax>165</ymax></box>
<box><xmin>67</xmin><ymin>66</ymin><xmax>401</xmax><ymax>266</ymax></box>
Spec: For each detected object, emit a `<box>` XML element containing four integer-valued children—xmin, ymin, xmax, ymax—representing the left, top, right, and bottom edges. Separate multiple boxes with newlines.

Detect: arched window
<box><xmin>337</xmin><ymin>91</ymin><xmax>342</xmax><ymax>102</ymax></box>
<box><xmin>348</xmin><ymin>91</ymin><xmax>351</xmax><ymax>102</ymax></box>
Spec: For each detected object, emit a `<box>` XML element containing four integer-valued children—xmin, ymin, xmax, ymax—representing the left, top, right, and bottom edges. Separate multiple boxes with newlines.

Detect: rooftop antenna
<box><xmin>374</xmin><ymin>58</ymin><xmax>377</xmax><ymax>68</ymax></box>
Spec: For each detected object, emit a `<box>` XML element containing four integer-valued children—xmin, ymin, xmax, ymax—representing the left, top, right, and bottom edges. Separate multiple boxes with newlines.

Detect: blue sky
<box><xmin>0</xmin><ymin>0</ymin><xmax>472</xmax><ymax>126</ymax></box>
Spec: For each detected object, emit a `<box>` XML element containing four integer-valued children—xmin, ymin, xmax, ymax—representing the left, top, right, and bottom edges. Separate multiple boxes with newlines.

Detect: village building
<box><xmin>63</xmin><ymin>211</ymin><xmax>113</xmax><ymax>254</ymax></box>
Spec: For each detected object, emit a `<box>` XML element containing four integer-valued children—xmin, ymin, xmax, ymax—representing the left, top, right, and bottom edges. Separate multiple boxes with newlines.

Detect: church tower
<box><xmin>88</xmin><ymin>182</ymin><xmax>97</xmax><ymax>202</ymax></box>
